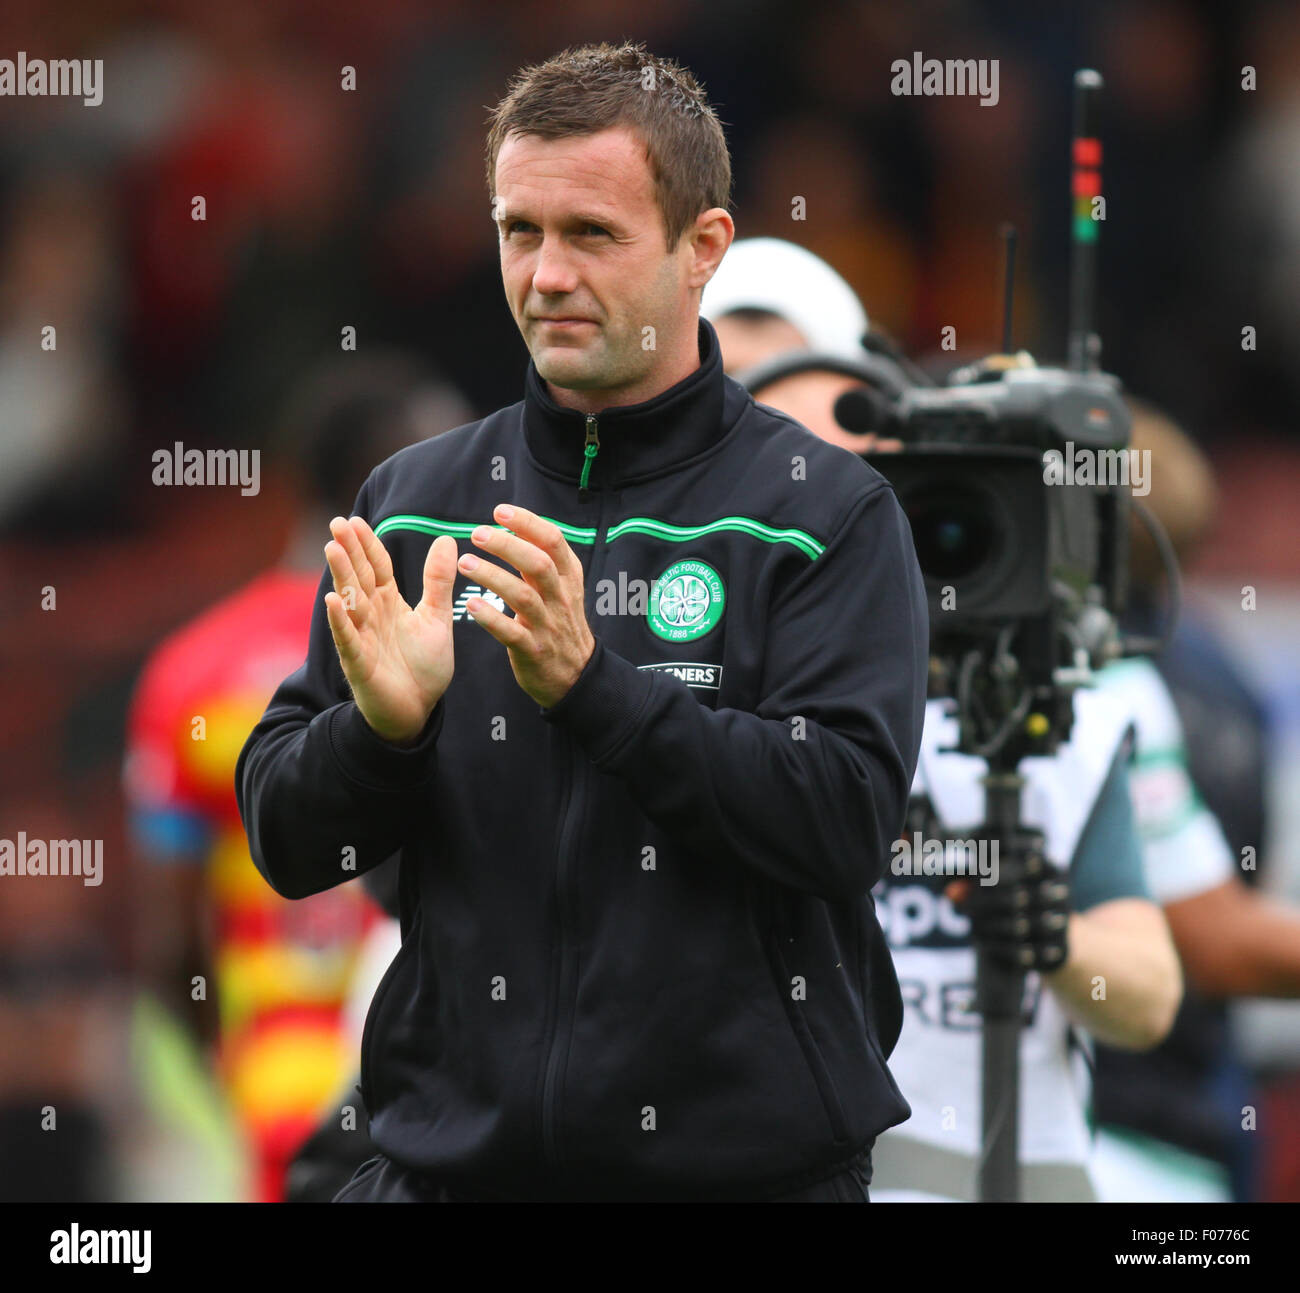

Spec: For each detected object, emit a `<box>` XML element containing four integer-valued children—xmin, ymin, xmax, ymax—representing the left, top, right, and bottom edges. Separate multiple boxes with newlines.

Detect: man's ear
<box><xmin>686</xmin><ymin>207</ymin><xmax>734</xmax><ymax>291</ymax></box>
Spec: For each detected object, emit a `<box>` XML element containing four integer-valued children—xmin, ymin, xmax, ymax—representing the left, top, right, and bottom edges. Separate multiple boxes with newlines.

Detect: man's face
<box><xmin>494</xmin><ymin>125</ymin><xmax>726</xmax><ymax>408</ymax></box>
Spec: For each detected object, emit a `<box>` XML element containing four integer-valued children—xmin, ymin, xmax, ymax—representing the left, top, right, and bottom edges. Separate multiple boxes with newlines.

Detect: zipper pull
<box><xmin>578</xmin><ymin>413</ymin><xmax>600</xmax><ymax>500</ymax></box>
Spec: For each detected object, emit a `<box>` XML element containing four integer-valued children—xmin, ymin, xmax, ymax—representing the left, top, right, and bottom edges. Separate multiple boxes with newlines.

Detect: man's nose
<box><xmin>531</xmin><ymin>236</ymin><xmax>579</xmax><ymax>296</ymax></box>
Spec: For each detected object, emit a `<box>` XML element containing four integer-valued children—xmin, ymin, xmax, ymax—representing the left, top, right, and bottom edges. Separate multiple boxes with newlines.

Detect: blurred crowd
<box><xmin>3</xmin><ymin>0</ymin><xmax>1300</xmax><ymax>1200</ymax></box>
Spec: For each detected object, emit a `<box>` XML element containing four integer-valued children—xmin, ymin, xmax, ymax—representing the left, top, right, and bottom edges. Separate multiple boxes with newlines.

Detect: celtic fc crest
<box><xmin>647</xmin><ymin>559</ymin><xmax>725</xmax><ymax>642</ymax></box>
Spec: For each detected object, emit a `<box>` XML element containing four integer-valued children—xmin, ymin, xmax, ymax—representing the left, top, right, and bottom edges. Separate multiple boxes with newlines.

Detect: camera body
<box><xmin>867</xmin><ymin>362</ymin><xmax>1129</xmax><ymax>622</ymax></box>
<box><xmin>862</xmin><ymin>360</ymin><xmax>1132</xmax><ymax>754</ymax></box>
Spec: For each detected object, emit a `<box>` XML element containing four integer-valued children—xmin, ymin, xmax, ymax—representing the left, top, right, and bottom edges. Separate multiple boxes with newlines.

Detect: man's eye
<box><xmin>503</xmin><ymin>221</ymin><xmax>607</xmax><ymax>238</ymax></box>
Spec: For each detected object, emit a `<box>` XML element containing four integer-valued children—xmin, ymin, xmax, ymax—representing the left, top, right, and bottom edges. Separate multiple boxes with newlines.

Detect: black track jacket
<box><xmin>236</xmin><ymin>317</ymin><xmax>929</xmax><ymax>1200</ymax></box>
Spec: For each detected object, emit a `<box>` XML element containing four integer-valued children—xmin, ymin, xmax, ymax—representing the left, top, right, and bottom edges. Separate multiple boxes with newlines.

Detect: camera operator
<box><xmin>712</xmin><ymin>254</ymin><xmax>1300</xmax><ymax>1199</ymax></box>
<box><xmin>704</xmin><ymin>240</ymin><xmax>1185</xmax><ymax>1200</ymax></box>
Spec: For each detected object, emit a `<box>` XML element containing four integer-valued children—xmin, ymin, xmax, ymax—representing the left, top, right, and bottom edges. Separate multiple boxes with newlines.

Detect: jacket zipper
<box><xmin>578</xmin><ymin>414</ymin><xmax>600</xmax><ymax>500</ymax></box>
<box><xmin>540</xmin><ymin>425</ymin><xmax>608</xmax><ymax>1176</ymax></box>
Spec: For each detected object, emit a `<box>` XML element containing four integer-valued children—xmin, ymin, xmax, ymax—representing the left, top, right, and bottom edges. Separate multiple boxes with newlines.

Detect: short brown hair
<box><xmin>485</xmin><ymin>40</ymin><xmax>731</xmax><ymax>250</ymax></box>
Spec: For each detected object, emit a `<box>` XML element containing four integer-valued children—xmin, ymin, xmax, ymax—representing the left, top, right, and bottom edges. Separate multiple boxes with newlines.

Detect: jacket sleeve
<box><xmin>541</xmin><ymin>481</ymin><xmax>929</xmax><ymax>901</ymax></box>
<box><xmin>234</xmin><ymin>477</ymin><xmax>445</xmax><ymax>900</ymax></box>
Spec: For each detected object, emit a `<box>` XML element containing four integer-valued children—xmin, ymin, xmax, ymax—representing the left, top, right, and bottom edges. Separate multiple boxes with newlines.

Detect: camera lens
<box><xmin>905</xmin><ymin>486</ymin><xmax>1000</xmax><ymax>581</ymax></box>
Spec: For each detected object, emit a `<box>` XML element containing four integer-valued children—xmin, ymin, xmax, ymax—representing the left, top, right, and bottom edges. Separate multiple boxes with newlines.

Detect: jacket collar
<box><xmin>523</xmin><ymin>316</ymin><xmax>727</xmax><ymax>489</ymax></box>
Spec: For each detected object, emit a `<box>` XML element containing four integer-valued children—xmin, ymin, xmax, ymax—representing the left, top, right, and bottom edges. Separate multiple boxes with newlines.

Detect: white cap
<box><xmin>700</xmin><ymin>237</ymin><xmax>869</xmax><ymax>361</ymax></box>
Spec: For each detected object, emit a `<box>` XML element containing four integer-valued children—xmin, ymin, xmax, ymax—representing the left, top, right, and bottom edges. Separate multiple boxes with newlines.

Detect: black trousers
<box><xmin>334</xmin><ymin>1149</ymin><xmax>872</xmax><ymax>1202</ymax></box>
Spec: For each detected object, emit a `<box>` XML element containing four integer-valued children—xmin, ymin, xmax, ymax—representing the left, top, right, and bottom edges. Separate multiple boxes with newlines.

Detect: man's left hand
<box><xmin>458</xmin><ymin>503</ymin><xmax>596</xmax><ymax>709</ymax></box>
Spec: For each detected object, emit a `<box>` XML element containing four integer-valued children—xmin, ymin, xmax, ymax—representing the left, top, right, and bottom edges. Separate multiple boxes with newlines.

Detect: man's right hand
<box><xmin>324</xmin><ymin>516</ymin><xmax>458</xmax><ymax>745</ymax></box>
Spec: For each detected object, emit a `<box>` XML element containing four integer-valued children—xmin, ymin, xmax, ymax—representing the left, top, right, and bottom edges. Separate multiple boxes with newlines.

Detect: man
<box><xmin>236</xmin><ymin>42</ymin><xmax>928</xmax><ymax>1202</ymax></box>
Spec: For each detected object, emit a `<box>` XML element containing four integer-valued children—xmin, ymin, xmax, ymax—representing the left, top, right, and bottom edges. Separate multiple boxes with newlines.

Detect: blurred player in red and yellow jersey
<box><xmin>123</xmin><ymin>356</ymin><xmax>470</xmax><ymax>1200</ymax></box>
